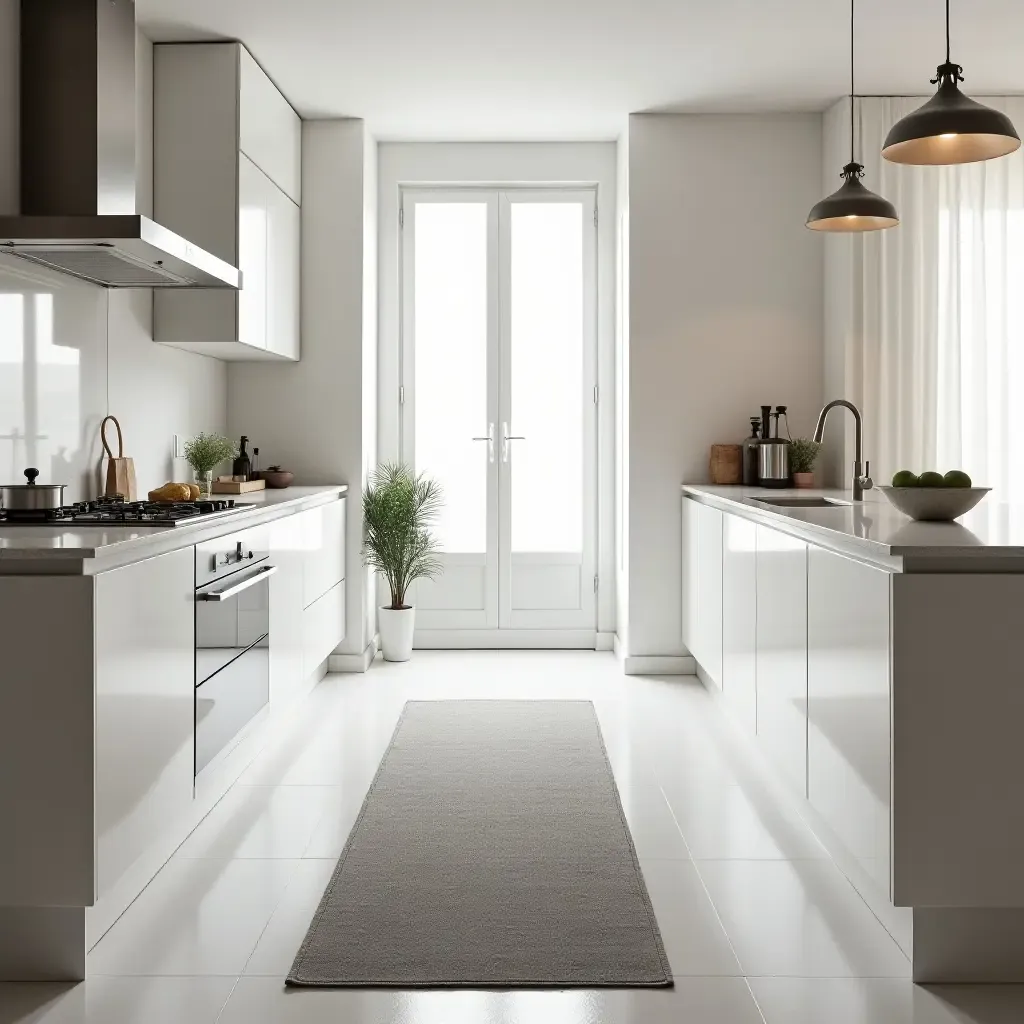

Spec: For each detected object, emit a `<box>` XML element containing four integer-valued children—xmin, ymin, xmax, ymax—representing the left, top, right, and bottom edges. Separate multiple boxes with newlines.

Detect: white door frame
<box><xmin>377</xmin><ymin>143</ymin><xmax>618</xmax><ymax>649</ymax></box>
<box><xmin>399</xmin><ymin>186</ymin><xmax>597</xmax><ymax>643</ymax></box>
<box><xmin>496</xmin><ymin>189</ymin><xmax>598</xmax><ymax>632</ymax></box>
<box><xmin>399</xmin><ymin>190</ymin><xmax>500</xmax><ymax>630</ymax></box>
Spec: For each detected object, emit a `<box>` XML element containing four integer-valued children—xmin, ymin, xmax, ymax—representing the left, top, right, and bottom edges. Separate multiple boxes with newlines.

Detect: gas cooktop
<box><xmin>0</xmin><ymin>497</ymin><xmax>254</xmax><ymax>527</ymax></box>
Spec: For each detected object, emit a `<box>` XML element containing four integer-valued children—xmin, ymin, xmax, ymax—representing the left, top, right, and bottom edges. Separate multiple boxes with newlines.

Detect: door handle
<box><xmin>501</xmin><ymin>422</ymin><xmax>525</xmax><ymax>462</ymax></box>
<box><xmin>471</xmin><ymin>423</ymin><xmax>495</xmax><ymax>462</ymax></box>
<box><xmin>198</xmin><ymin>565</ymin><xmax>277</xmax><ymax>601</ymax></box>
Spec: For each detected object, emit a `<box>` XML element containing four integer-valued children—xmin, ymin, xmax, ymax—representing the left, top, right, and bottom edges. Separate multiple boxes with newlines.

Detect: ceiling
<box><xmin>136</xmin><ymin>0</ymin><xmax>1024</xmax><ymax>140</ymax></box>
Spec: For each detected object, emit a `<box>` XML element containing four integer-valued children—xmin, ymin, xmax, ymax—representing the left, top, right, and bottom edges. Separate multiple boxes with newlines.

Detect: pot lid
<box><xmin>2</xmin><ymin>468</ymin><xmax>66</xmax><ymax>489</ymax></box>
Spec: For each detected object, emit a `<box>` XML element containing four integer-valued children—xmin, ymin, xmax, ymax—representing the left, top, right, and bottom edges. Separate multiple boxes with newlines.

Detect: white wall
<box><xmin>229</xmin><ymin>120</ymin><xmax>375</xmax><ymax>661</ymax></box>
<box><xmin>361</xmin><ymin>132</ymin><xmax>378</xmax><ymax>650</ymax></box>
<box><xmin>626</xmin><ymin>112</ymin><xmax>824</xmax><ymax>657</ymax></box>
<box><xmin>376</xmin><ymin>141</ymin><xmax>618</xmax><ymax>633</ymax></box>
<box><xmin>614</xmin><ymin>132</ymin><xmax>629</xmax><ymax>650</ymax></box>
<box><xmin>0</xmin><ymin>23</ymin><xmax>225</xmax><ymax>500</ymax></box>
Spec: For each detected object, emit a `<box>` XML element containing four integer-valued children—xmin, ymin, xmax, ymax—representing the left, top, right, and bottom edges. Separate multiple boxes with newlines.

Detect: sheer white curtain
<box><xmin>827</xmin><ymin>96</ymin><xmax>1024</xmax><ymax>499</ymax></box>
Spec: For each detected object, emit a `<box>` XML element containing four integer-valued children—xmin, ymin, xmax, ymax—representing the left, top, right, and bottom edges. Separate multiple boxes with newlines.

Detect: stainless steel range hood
<box><xmin>0</xmin><ymin>0</ymin><xmax>240</xmax><ymax>289</ymax></box>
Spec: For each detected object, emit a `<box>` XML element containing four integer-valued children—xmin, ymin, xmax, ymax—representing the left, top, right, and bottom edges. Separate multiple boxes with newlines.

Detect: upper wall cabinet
<box><xmin>153</xmin><ymin>44</ymin><xmax>301</xmax><ymax>362</ymax></box>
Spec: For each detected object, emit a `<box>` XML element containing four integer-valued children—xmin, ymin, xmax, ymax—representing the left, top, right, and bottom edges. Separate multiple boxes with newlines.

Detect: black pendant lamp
<box><xmin>882</xmin><ymin>0</ymin><xmax>1020</xmax><ymax>165</ymax></box>
<box><xmin>807</xmin><ymin>0</ymin><xmax>898</xmax><ymax>232</ymax></box>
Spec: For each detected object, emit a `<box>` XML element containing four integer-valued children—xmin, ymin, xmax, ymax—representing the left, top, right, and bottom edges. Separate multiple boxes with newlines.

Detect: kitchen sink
<box><xmin>753</xmin><ymin>497</ymin><xmax>851</xmax><ymax>509</ymax></box>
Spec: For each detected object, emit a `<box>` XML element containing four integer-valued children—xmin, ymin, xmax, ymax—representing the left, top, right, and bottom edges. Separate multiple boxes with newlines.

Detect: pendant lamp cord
<box><xmin>848</xmin><ymin>0</ymin><xmax>854</xmax><ymax>163</ymax></box>
<box><xmin>945</xmin><ymin>0</ymin><xmax>950</xmax><ymax>64</ymax></box>
<box><xmin>931</xmin><ymin>0</ymin><xmax>963</xmax><ymax>84</ymax></box>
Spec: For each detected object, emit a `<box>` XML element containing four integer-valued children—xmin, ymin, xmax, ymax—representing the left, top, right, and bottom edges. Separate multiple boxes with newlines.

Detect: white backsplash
<box><xmin>0</xmin><ymin>254</ymin><xmax>226</xmax><ymax>503</ymax></box>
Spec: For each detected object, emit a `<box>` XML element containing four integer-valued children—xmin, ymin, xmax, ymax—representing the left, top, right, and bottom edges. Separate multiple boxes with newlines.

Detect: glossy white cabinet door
<box><xmin>303</xmin><ymin>498</ymin><xmax>347</xmax><ymax>610</ymax></box>
<box><xmin>808</xmin><ymin>546</ymin><xmax>891</xmax><ymax>895</ymax></box>
<box><xmin>237</xmin><ymin>153</ymin><xmax>269</xmax><ymax>351</ymax></box>
<box><xmin>722</xmin><ymin>513</ymin><xmax>757</xmax><ymax>734</ymax></box>
<box><xmin>266</xmin><ymin>182</ymin><xmax>301</xmax><ymax>360</ymax></box>
<box><xmin>94</xmin><ymin>548</ymin><xmax>195</xmax><ymax>898</ymax></box>
<box><xmin>755</xmin><ymin>525</ymin><xmax>808</xmax><ymax>796</ymax></box>
<box><xmin>304</xmin><ymin>580</ymin><xmax>346</xmax><ymax>676</ymax></box>
<box><xmin>681</xmin><ymin>497</ymin><xmax>700</xmax><ymax>662</ymax></box>
<box><xmin>696</xmin><ymin>501</ymin><xmax>724</xmax><ymax>687</ymax></box>
<box><xmin>269</xmin><ymin>513</ymin><xmax>306</xmax><ymax>711</ymax></box>
<box><xmin>238</xmin><ymin>46</ymin><xmax>301</xmax><ymax>204</ymax></box>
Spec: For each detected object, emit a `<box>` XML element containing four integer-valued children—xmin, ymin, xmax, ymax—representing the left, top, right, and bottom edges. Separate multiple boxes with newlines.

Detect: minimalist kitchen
<box><xmin>2</xmin><ymin>0</ymin><xmax>1024</xmax><ymax>1022</ymax></box>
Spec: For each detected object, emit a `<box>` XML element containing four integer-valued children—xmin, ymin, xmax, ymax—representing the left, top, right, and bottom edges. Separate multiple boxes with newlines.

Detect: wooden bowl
<box><xmin>261</xmin><ymin>470</ymin><xmax>294</xmax><ymax>489</ymax></box>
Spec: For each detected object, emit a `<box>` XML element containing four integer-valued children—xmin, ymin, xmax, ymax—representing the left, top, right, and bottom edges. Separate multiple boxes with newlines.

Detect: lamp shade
<box><xmin>806</xmin><ymin>163</ymin><xmax>899</xmax><ymax>232</ymax></box>
<box><xmin>882</xmin><ymin>74</ymin><xmax>1020</xmax><ymax>165</ymax></box>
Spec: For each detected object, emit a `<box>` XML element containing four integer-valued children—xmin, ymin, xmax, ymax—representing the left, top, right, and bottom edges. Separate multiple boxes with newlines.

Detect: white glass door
<box><xmin>401</xmin><ymin>188</ymin><xmax>597</xmax><ymax>641</ymax></box>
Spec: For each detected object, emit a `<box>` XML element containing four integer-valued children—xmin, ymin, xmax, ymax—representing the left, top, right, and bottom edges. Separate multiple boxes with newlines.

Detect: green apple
<box><xmin>918</xmin><ymin>471</ymin><xmax>945</xmax><ymax>487</ymax></box>
<box><xmin>943</xmin><ymin>469</ymin><xmax>972</xmax><ymax>488</ymax></box>
<box><xmin>891</xmin><ymin>470</ymin><xmax>919</xmax><ymax>487</ymax></box>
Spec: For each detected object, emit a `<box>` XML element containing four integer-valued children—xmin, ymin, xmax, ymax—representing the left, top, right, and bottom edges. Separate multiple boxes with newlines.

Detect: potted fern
<box><xmin>790</xmin><ymin>438</ymin><xmax>822</xmax><ymax>489</ymax></box>
<box><xmin>363</xmin><ymin>462</ymin><xmax>444</xmax><ymax>662</ymax></box>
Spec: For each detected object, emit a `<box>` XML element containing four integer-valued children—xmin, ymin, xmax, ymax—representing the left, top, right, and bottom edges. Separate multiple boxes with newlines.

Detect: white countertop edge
<box><xmin>682</xmin><ymin>484</ymin><xmax>905</xmax><ymax>570</ymax></box>
<box><xmin>682</xmin><ymin>484</ymin><xmax>1024</xmax><ymax>569</ymax></box>
<box><xmin>0</xmin><ymin>485</ymin><xmax>348</xmax><ymax>574</ymax></box>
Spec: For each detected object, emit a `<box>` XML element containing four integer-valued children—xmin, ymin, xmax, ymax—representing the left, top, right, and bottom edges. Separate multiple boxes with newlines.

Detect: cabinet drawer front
<box><xmin>239</xmin><ymin>47</ymin><xmax>301</xmax><ymax>203</ymax></box>
<box><xmin>303</xmin><ymin>499</ymin><xmax>347</xmax><ymax>609</ymax></box>
<box><xmin>304</xmin><ymin>580</ymin><xmax>346</xmax><ymax>676</ymax></box>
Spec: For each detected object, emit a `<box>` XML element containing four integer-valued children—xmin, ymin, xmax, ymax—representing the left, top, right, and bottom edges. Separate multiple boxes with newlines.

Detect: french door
<box><xmin>400</xmin><ymin>187</ymin><xmax>597</xmax><ymax>644</ymax></box>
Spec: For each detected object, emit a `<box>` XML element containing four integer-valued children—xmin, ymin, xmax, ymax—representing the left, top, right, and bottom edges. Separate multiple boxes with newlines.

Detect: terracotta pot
<box><xmin>793</xmin><ymin>472</ymin><xmax>815</xmax><ymax>489</ymax></box>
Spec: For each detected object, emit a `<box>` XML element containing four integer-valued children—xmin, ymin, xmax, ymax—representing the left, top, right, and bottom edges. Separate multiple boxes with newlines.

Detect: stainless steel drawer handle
<box><xmin>198</xmin><ymin>565</ymin><xmax>277</xmax><ymax>602</ymax></box>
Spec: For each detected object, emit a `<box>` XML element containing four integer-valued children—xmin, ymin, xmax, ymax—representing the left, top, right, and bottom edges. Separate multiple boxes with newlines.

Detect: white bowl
<box><xmin>879</xmin><ymin>486</ymin><xmax>990</xmax><ymax>522</ymax></box>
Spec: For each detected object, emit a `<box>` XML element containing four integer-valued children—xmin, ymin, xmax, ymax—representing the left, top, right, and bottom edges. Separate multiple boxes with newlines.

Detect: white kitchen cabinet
<box><xmin>237</xmin><ymin>154</ymin><xmax>269</xmax><ymax>352</ymax></box>
<box><xmin>755</xmin><ymin>525</ymin><xmax>808</xmax><ymax>797</ymax></box>
<box><xmin>269</xmin><ymin>499</ymin><xmax>347</xmax><ymax>702</ymax></box>
<box><xmin>681</xmin><ymin>496</ymin><xmax>700</xmax><ymax>659</ymax></box>
<box><xmin>238</xmin><ymin>47</ymin><xmax>301</xmax><ymax>204</ymax></box>
<box><xmin>153</xmin><ymin>42</ymin><xmax>301</xmax><ymax>362</ymax></box>
<box><xmin>696</xmin><ymin>502</ymin><xmax>724</xmax><ymax>687</ymax></box>
<box><xmin>808</xmin><ymin>546</ymin><xmax>891</xmax><ymax>894</ymax></box>
<box><xmin>269</xmin><ymin>513</ymin><xmax>306</xmax><ymax>712</ymax></box>
<box><xmin>303</xmin><ymin>498</ymin><xmax>347</xmax><ymax>609</ymax></box>
<box><xmin>94</xmin><ymin>548</ymin><xmax>195</xmax><ymax>899</ymax></box>
<box><xmin>722</xmin><ymin>513</ymin><xmax>757</xmax><ymax>735</ymax></box>
<box><xmin>681</xmin><ymin>497</ymin><xmax>723</xmax><ymax>685</ymax></box>
<box><xmin>304</xmin><ymin>580</ymin><xmax>346</xmax><ymax>677</ymax></box>
<box><xmin>267</xmin><ymin>182</ymin><xmax>301</xmax><ymax>360</ymax></box>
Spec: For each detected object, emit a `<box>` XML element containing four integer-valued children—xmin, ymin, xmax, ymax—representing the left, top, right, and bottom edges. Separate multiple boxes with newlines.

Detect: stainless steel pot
<box><xmin>1</xmin><ymin>468</ymin><xmax>66</xmax><ymax>511</ymax></box>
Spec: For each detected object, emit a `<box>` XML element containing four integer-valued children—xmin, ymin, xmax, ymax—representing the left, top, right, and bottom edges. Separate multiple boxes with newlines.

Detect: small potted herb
<box><xmin>789</xmin><ymin>438</ymin><xmax>822</xmax><ymax>489</ymax></box>
<box><xmin>183</xmin><ymin>433</ymin><xmax>238</xmax><ymax>498</ymax></box>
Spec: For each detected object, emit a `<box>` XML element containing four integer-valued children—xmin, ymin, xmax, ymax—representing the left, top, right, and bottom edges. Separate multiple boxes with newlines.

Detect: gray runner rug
<box><xmin>287</xmin><ymin>699</ymin><xmax>673</xmax><ymax>987</ymax></box>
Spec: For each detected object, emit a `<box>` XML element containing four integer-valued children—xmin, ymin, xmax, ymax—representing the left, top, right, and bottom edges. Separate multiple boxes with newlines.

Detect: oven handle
<box><xmin>198</xmin><ymin>565</ymin><xmax>277</xmax><ymax>601</ymax></box>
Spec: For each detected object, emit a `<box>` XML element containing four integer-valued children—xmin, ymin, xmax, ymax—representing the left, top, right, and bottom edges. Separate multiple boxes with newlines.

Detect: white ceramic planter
<box><xmin>378</xmin><ymin>605</ymin><xmax>416</xmax><ymax>662</ymax></box>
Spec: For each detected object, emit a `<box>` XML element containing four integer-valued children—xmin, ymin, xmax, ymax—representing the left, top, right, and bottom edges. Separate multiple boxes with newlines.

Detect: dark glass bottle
<box><xmin>233</xmin><ymin>435</ymin><xmax>251</xmax><ymax>481</ymax></box>
<box><xmin>743</xmin><ymin>418</ymin><xmax>762</xmax><ymax>485</ymax></box>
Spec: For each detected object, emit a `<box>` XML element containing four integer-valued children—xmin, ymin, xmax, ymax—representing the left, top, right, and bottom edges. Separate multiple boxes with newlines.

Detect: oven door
<box><xmin>195</xmin><ymin>562</ymin><xmax>275</xmax><ymax>776</ymax></box>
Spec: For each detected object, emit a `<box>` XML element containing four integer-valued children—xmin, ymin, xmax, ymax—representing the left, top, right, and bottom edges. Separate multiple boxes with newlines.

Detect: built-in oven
<box><xmin>194</xmin><ymin>528</ymin><xmax>275</xmax><ymax>777</ymax></box>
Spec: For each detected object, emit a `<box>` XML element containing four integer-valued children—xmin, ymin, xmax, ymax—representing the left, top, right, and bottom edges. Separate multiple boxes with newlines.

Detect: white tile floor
<box><xmin>2</xmin><ymin>651</ymin><xmax>1022</xmax><ymax>1023</ymax></box>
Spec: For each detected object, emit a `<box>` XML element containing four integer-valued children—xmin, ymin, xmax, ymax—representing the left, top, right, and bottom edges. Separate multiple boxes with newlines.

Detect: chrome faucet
<box><xmin>812</xmin><ymin>399</ymin><xmax>873</xmax><ymax>501</ymax></box>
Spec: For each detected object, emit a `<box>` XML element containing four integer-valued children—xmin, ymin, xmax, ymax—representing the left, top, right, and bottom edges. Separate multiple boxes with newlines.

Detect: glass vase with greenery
<box><xmin>182</xmin><ymin>433</ymin><xmax>238</xmax><ymax>498</ymax></box>
<box><xmin>362</xmin><ymin>462</ymin><xmax>443</xmax><ymax>610</ymax></box>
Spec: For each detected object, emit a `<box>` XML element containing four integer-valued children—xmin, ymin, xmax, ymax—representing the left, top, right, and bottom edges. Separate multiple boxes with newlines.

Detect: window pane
<box><xmin>510</xmin><ymin>202</ymin><xmax>584</xmax><ymax>553</ymax></box>
<box><xmin>413</xmin><ymin>202</ymin><xmax>488</xmax><ymax>553</ymax></box>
